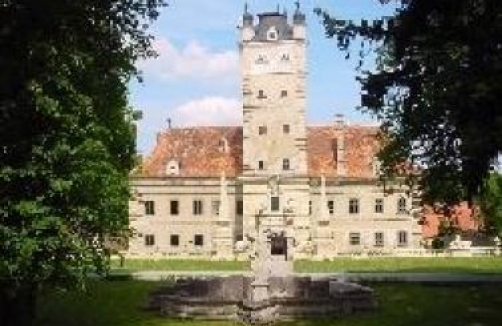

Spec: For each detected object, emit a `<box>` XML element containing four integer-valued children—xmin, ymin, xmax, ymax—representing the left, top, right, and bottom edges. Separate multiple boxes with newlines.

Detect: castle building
<box><xmin>128</xmin><ymin>6</ymin><xmax>422</xmax><ymax>259</ymax></box>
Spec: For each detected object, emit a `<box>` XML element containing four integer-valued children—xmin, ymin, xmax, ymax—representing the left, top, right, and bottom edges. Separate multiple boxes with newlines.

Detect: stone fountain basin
<box><xmin>147</xmin><ymin>275</ymin><xmax>375</xmax><ymax>322</ymax></box>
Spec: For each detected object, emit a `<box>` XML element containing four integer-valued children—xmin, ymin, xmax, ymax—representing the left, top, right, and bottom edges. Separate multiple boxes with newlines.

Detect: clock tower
<box><xmin>240</xmin><ymin>5</ymin><xmax>307</xmax><ymax>176</ymax></box>
<box><xmin>239</xmin><ymin>5</ymin><xmax>311</xmax><ymax>259</ymax></box>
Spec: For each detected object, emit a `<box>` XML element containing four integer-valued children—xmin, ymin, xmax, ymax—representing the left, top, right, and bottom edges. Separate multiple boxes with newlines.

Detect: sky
<box><xmin>130</xmin><ymin>0</ymin><xmax>399</xmax><ymax>154</ymax></box>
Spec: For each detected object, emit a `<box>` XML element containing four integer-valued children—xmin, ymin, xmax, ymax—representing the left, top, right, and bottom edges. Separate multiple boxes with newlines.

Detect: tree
<box><xmin>316</xmin><ymin>0</ymin><xmax>502</xmax><ymax>204</ymax></box>
<box><xmin>478</xmin><ymin>173</ymin><xmax>502</xmax><ymax>235</ymax></box>
<box><xmin>0</xmin><ymin>1</ymin><xmax>166</xmax><ymax>325</ymax></box>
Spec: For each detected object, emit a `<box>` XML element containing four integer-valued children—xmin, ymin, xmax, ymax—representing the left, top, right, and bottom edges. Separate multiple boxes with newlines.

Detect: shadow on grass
<box><xmin>36</xmin><ymin>280</ymin><xmax>502</xmax><ymax>326</ymax></box>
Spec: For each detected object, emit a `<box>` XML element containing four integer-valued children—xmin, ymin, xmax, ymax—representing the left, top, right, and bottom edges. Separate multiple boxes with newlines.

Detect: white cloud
<box><xmin>139</xmin><ymin>38</ymin><xmax>239</xmax><ymax>82</ymax></box>
<box><xmin>171</xmin><ymin>97</ymin><xmax>242</xmax><ymax>126</ymax></box>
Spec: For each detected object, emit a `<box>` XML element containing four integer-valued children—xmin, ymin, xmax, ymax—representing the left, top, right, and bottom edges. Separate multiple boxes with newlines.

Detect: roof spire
<box><xmin>295</xmin><ymin>0</ymin><xmax>301</xmax><ymax>12</ymax></box>
<box><xmin>244</xmin><ymin>2</ymin><xmax>249</xmax><ymax>14</ymax></box>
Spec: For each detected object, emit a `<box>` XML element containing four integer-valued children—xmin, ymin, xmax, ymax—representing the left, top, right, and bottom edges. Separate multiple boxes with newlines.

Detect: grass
<box><xmin>110</xmin><ymin>257</ymin><xmax>502</xmax><ymax>274</ymax></box>
<box><xmin>294</xmin><ymin>257</ymin><xmax>502</xmax><ymax>274</ymax></box>
<box><xmin>36</xmin><ymin>280</ymin><xmax>502</xmax><ymax>326</ymax></box>
<box><xmin>110</xmin><ymin>258</ymin><xmax>250</xmax><ymax>272</ymax></box>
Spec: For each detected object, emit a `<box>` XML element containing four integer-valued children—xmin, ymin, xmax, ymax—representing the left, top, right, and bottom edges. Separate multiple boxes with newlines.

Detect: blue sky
<box><xmin>130</xmin><ymin>0</ymin><xmax>398</xmax><ymax>154</ymax></box>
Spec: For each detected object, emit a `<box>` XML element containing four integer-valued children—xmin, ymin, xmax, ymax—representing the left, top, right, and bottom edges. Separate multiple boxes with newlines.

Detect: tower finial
<box><xmin>277</xmin><ymin>4</ymin><xmax>280</xmax><ymax>13</ymax></box>
<box><xmin>295</xmin><ymin>0</ymin><xmax>301</xmax><ymax>12</ymax></box>
<box><xmin>244</xmin><ymin>2</ymin><xmax>249</xmax><ymax>14</ymax></box>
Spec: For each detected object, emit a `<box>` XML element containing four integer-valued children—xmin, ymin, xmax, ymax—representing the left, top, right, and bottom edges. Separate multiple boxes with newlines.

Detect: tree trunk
<box><xmin>0</xmin><ymin>282</ymin><xmax>38</xmax><ymax>326</ymax></box>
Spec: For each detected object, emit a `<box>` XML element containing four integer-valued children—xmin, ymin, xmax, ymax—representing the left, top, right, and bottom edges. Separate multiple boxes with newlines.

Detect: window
<box><xmin>145</xmin><ymin>201</ymin><xmax>155</xmax><ymax>215</ymax></box>
<box><xmin>283</xmin><ymin>124</ymin><xmax>290</xmax><ymax>134</ymax></box>
<box><xmin>258</xmin><ymin>160</ymin><xmax>264</xmax><ymax>170</ymax></box>
<box><xmin>281</xmin><ymin>90</ymin><xmax>288</xmax><ymax>98</ymax></box>
<box><xmin>349</xmin><ymin>232</ymin><xmax>361</xmax><ymax>246</ymax></box>
<box><xmin>166</xmin><ymin>160</ymin><xmax>180</xmax><ymax>175</ymax></box>
<box><xmin>194</xmin><ymin>234</ymin><xmax>204</xmax><ymax>246</ymax></box>
<box><xmin>170</xmin><ymin>234</ymin><xmax>179</xmax><ymax>247</ymax></box>
<box><xmin>193</xmin><ymin>200</ymin><xmax>203</xmax><ymax>215</ymax></box>
<box><xmin>236</xmin><ymin>200</ymin><xmax>243</xmax><ymax>215</ymax></box>
<box><xmin>170</xmin><ymin>200</ymin><xmax>179</xmax><ymax>215</ymax></box>
<box><xmin>397</xmin><ymin>197</ymin><xmax>407</xmax><ymax>214</ymax></box>
<box><xmin>212</xmin><ymin>200</ymin><xmax>220</xmax><ymax>216</ymax></box>
<box><xmin>398</xmin><ymin>231</ymin><xmax>408</xmax><ymax>246</ymax></box>
<box><xmin>349</xmin><ymin>198</ymin><xmax>359</xmax><ymax>214</ymax></box>
<box><xmin>328</xmin><ymin>200</ymin><xmax>334</xmax><ymax>215</ymax></box>
<box><xmin>282</xmin><ymin>158</ymin><xmax>290</xmax><ymax>171</ymax></box>
<box><xmin>145</xmin><ymin>234</ymin><xmax>155</xmax><ymax>246</ymax></box>
<box><xmin>259</xmin><ymin>126</ymin><xmax>267</xmax><ymax>135</ymax></box>
<box><xmin>281</xmin><ymin>53</ymin><xmax>290</xmax><ymax>61</ymax></box>
<box><xmin>309</xmin><ymin>200</ymin><xmax>312</xmax><ymax>215</ymax></box>
<box><xmin>375</xmin><ymin>198</ymin><xmax>384</xmax><ymax>214</ymax></box>
<box><xmin>374</xmin><ymin>232</ymin><xmax>384</xmax><ymax>247</ymax></box>
<box><xmin>271</xmin><ymin>196</ymin><xmax>280</xmax><ymax>212</ymax></box>
<box><xmin>257</xmin><ymin>90</ymin><xmax>266</xmax><ymax>99</ymax></box>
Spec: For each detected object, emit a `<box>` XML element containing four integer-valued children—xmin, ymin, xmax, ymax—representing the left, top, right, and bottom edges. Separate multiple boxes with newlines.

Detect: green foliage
<box><xmin>478</xmin><ymin>173</ymin><xmax>502</xmax><ymax>235</ymax></box>
<box><xmin>0</xmin><ymin>0</ymin><xmax>166</xmax><ymax>302</ymax></box>
<box><xmin>316</xmin><ymin>0</ymin><xmax>502</xmax><ymax>204</ymax></box>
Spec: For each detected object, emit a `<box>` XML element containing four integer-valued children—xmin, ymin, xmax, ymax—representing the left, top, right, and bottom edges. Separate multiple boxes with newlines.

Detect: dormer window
<box><xmin>166</xmin><ymin>159</ymin><xmax>180</xmax><ymax>176</ymax></box>
<box><xmin>267</xmin><ymin>27</ymin><xmax>278</xmax><ymax>41</ymax></box>
<box><xmin>257</xmin><ymin>90</ymin><xmax>267</xmax><ymax>99</ymax></box>
<box><xmin>218</xmin><ymin>137</ymin><xmax>229</xmax><ymax>153</ymax></box>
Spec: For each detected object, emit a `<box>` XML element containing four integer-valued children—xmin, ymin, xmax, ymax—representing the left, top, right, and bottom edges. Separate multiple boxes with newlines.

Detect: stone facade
<box><xmin>128</xmin><ymin>7</ymin><xmax>422</xmax><ymax>259</ymax></box>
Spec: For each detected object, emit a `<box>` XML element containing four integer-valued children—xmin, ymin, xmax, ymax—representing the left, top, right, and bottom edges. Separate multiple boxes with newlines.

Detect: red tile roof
<box><xmin>139</xmin><ymin>125</ymin><xmax>380</xmax><ymax>178</ymax></box>
<box><xmin>420</xmin><ymin>203</ymin><xmax>480</xmax><ymax>238</ymax></box>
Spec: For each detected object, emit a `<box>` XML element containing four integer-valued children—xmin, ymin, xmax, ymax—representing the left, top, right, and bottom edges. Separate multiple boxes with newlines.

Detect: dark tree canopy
<box><xmin>316</xmin><ymin>0</ymin><xmax>502</xmax><ymax>204</ymax></box>
<box><xmin>0</xmin><ymin>1</ymin><xmax>166</xmax><ymax>325</ymax></box>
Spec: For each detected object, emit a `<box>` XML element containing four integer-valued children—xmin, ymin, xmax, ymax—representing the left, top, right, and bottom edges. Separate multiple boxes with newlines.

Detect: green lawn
<box><xmin>111</xmin><ymin>258</ymin><xmax>250</xmax><ymax>272</ymax></box>
<box><xmin>36</xmin><ymin>280</ymin><xmax>502</xmax><ymax>326</ymax></box>
<box><xmin>294</xmin><ymin>257</ymin><xmax>502</xmax><ymax>274</ymax></box>
<box><xmin>110</xmin><ymin>257</ymin><xmax>502</xmax><ymax>274</ymax></box>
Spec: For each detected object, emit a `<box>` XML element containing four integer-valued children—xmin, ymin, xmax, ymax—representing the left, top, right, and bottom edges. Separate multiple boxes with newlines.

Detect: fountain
<box><xmin>146</xmin><ymin>227</ymin><xmax>375</xmax><ymax>324</ymax></box>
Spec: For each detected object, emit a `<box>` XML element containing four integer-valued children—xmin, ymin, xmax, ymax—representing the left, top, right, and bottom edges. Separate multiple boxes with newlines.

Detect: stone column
<box><xmin>212</xmin><ymin>172</ymin><xmax>234</xmax><ymax>260</ymax></box>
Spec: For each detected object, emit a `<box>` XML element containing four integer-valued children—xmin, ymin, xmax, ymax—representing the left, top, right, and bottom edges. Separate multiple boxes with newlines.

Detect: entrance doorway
<box><xmin>270</xmin><ymin>233</ymin><xmax>287</xmax><ymax>257</ymax></box>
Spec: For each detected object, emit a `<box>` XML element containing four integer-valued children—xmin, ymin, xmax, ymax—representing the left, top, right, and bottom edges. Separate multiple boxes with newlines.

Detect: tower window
<box><xmin>257</xmin><ymin>90</ymin><xmax>266</xmax><ymax>99</ymax></box>
<box><xmin>259</xmin><ymin>126</ymin><xmax>267</xmax><ymax>135</ymax></box>
<box><xmin>282</xmin><ymin>159</ymin><xmax>290</xmax><ymax>171</ymax></box>
<box><xmin>375</xmin><ymin>198</ymin><xmax>384</xmax><ymax>213</ymax></box>
<box><xmin>328</xmin><ymin>200</ymin><xmax>334</xmax><ymax>215</ymax></box>
<box><xmin>271</xmin><ymin>196</ymin><xmax>280</xmax><ymax>212</ymax></box>
<box><xmin>281</xmin><ymin>54</ymin><xmax>290</xmax><ymax>61</ymax></box>
<box><xmin>258</xmin><ymin>160</ymin><xmax>264</xmax><ymax>170</ymax></box>
<box><xmin>144</xmin><ymin>201</ymin><xmax>155</xmax><ymax>215</ymax></box>
<box><xmin>193</xmin><ymin>200</ymin><xmax>203</xmax><ymax>215</ymax></box>
<box><xmin>281</xmin><ymin>90</ymin><xmax>288</xmax><ymax>98</ymax></box>
<box><xmin>309</xmin><ymin>200</ymin><xmax>312</xmax><ymax>215</ymax></box>
<box><xmin>170</xmin><ymin>200</ymin><xmax>179</xmax><ymax>215</ymax></box>
<box><xmin>349</xmin><ymin>198</ymin><xmax>359</xmax><ymax>214</ymax></box>
<box><xmin>283</xmin><ymin>124</ymin><xmax>290</xmax><ymax>134</ymax></box>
